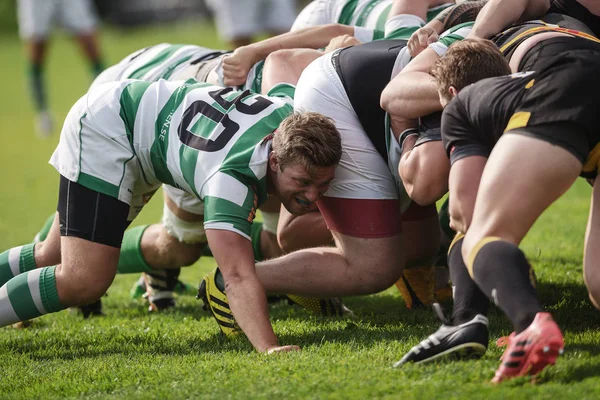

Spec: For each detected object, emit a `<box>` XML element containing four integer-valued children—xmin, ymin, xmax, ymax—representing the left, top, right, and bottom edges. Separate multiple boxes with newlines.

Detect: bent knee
<box><xmin>347</xmin><ymin>258</ymin><xmax>403</xmax><ymax>294</ymax></box>
<box><xmin>56</xmin><ymin>268</ymin><xmax>113</xmax><ymax>306</ymax></box>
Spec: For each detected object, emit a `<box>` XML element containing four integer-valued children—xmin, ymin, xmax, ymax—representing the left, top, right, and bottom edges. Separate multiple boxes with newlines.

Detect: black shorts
<box><xmin>508</xmin><ymin>41</ymin><xmax>600</xmax><ymax>177</ymax></box>
<box><xmin>332</xmin><ymin>39</ymin><xmax>407</xmax><ymax>161</ymax></box>
<box><xmin>57</xmin><ymin>175</ymin><xmax>131</xmax><ymax>248</ymax></box>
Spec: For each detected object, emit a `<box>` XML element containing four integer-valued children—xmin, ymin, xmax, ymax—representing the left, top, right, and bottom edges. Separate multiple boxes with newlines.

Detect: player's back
<box><xmin>87</xmin><ymin>78</ymin><xmax>294</xmax><ymax>200</ymax></box>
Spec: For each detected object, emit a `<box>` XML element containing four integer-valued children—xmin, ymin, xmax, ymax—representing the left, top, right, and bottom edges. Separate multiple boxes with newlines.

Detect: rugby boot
<box><xmin>491</xmin><ymin>312</ymin><xmax>564</xmax><ymax>383</ymax></box>
<box><xmin>145</xmin><ymin>269</ymin><xmax>181</xmax><ymax>312</ymax></box>
<box><xmin>196</xmin><ymin>269</ymin><xmax>242</xmax><ymax>337</ymax></box>
<box><xmin>395</xmin><ymin>266</ymin><xmax>436</xmax><ymax>309</ymax></box>
<box><xmin>78</xmin><ymin>299</ymin><xmax>105</xmax><ymax>318</ymax></box>
<box><xmin>285</xmin><ymin>295</ymin><xmax>354</xmax><ymax>317</ymax></box>
<box><xmin>131</xmin><ymin>273</ymin><xmax>195</xmax><ymax>300</ymax></box>
<box><xmin>393</xmin><ymin>303</ymin><xmax>488</xmax><ymax>367</ymax></box>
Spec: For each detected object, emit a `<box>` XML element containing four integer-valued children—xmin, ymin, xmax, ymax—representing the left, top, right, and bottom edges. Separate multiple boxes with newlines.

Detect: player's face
<box><xmin>274</xmin><ymin>162</ymin><xmax>336</xmax><ymax>215</ymax></box>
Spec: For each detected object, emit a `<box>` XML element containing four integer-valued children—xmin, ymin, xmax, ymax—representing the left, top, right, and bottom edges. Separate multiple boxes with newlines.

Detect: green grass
<box><xmin>1</xmin><ymin>22</ymin><xmax>600</xmax><ymax>399</ymax></box>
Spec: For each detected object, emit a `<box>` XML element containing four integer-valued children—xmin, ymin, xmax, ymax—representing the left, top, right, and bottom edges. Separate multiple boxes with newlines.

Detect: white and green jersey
<box><xmin>92</xmin><ymin>43</ymin><xmax>225</xmax><ymax>88</ymax></box>
<box><xmin>293</xmin><ymin>0</ymin><xmax>455</xmax><ymax>41</ymax></box>
<box><xmin>51</xmin><ymin>79</ymin><xmax>295</xmax><ymax>239</ymax></box>
<box><xmin>429</xmin><ymin>22</ymin><xmax>474</xmax><ymax>56</ymax></box>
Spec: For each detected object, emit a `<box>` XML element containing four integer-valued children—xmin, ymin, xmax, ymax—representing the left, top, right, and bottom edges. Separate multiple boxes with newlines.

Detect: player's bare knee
<box><xmin>34</xmin><ymin>240</ymin><xmax>61</xmax><ymax>267</ymax></box>
<box><xmin>346</xmin><ymin>255</ymin><xmax>402</xmax><ymax>294</ymax></box>
<box><xmin>55</xmin><ymin>266</ymin><xmax>113</xmax><ymax>306</ymax></box>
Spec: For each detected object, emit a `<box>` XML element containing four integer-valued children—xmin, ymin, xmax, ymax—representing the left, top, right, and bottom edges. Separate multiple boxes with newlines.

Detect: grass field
<box><xmin>1</xmin><ymin>21</ymin><xmax>600</xmax><ymax>399</ymax></box>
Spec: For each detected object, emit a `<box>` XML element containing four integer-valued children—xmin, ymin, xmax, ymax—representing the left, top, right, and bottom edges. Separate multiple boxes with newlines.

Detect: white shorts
<box><xmin>294</xmin><ymin>52</ymin><xmax>403</xmax><ymax>203</ymax></box>
<box><xmin>207</xmin><ymin>0</ymin><xmax>297</xmax><ymax>40</ymax></box>
<box><xmin>49</xmin><ymin>83</ymin><xmax>160</xmax><ymax>221</ymax></box>
<box><xmin>17</xmin><ymin>0</ymin><xmax>98</xmax><ymax>40</ymax></box>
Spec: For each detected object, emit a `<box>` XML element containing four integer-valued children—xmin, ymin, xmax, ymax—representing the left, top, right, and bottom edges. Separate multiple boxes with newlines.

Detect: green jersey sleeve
<box><xmin>266</xmin><ymin>83</ymin><xmax>296</xmax><ymax>105</ymax></box>
<box><xmin>430</xmin><ymin>22</ymin><xmax>474</xmax><ymax>56</ymax></box>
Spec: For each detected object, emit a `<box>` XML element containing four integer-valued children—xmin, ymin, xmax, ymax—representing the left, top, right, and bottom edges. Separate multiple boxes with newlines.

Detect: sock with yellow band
<box><xmin>468</xmin><ymin>238</ymin><xmax>541</xmax><ymax>333</ymax></box>
<box><xmin>447</xmin><ymin>234</ymin><xmax>489</xmax><ymax>324</ymax></box>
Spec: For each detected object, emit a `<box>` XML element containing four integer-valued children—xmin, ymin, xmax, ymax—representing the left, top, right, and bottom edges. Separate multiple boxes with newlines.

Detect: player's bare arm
<box><xmin>408</xmin><ymin>1</ymin><xmax>489</xmax><ymax>56</ymax></box>
<box><xmin>222</xmin><ymin>23</ymin><xmax>354</xmax><ymax>86</ymax></box>
<box><xmin>468</xmin><ymin>0</ymin><xmax>550</xmax><ymax>38</ymax></box>
<box><xmin>260</xmin><ymin>48</ymin><xmax>322</xmax><ymax>94</ymax></box>
<box><xmin>205</xmin><ymin>229</ymin><xmax>294</xmax><ymax>353</ymax></box>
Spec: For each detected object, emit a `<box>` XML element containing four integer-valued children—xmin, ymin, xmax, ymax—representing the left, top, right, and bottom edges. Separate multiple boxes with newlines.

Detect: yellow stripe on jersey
<box><xmin>504</xmin><ymin>111</ymin><xmax>531</xmax><ymax>133</ymax></box>
<box><xmin>583</xmin><ymin>142</ymin><xmax>600</xmax><ymax>175</ymax></box>
<box><xmin>499</xmin><ymin>26</ymin><xmax>600</xmax><ymax>54</ymax></box>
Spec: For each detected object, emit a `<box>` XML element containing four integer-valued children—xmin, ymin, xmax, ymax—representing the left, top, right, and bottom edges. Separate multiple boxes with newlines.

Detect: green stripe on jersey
<box><xmin>385</xmin><ymin>26</ymin><xmax>419</xmax><ymax>40</ymax></box>
<box><xmin>150</xmin><ymin>80</ymin><xmax>212</xmax><ymax>187</ymax></box>
<box><xmin>119</xmin><ymin>81</ymin><xmax>153</xmax><ymax>147</ymax></box>
<box><xmin>436</xmin><ymin>22</ymin><xmax>474</xmax><ymax>50</ymax></box>
<box><xmin>375</xmin><ymin>4</ymin><xmax>392</xmax><ymax>31</ymax></box>
<box><xmin>338</xmin><ymin>0</ymin><xmax>359</xmax><ymax>25</ymax></box>
<box><xmin>250</xmin><ymin>61</ymin><xmax>265</xmax><ymax>94</ymax></box>
<box><xmin>426</xmin><ymin>3</ymin><xmax>453</xmax><ymax>22</ymax></box>
<box><xmin>78</xmin><ymin>172</ymin><xmax>120</xmax><ymax>199</ymax></box>
<box><xmin>356</xmin><ymin>0</ymin><xmax>383</xmax><ymax>27</ymax></box>
<box><xmin>203</xmin><ymin>187</ymin><xmax>259</xmax><ymax>239</ymax></box>
<box><xmin>161</xmin><ymin>55</ymin><xmax>193</xmax><ymax>80</ymax></box>
<box><xmin>129</xmin><ymin>45</ymin><xmax>186</xmax><ymax>79</ymax></box>
<box><xmin>266</xmin><ymin>83</ymin><xmax>295</xmax><ymax>101</ymax></box>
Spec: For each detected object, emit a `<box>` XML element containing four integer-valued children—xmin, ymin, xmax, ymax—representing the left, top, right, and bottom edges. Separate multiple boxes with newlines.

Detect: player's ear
<box><xmin>268</xmin><ymin>151</ymin><xmax>280</xmax><ymax>172</ymax></box>
<box><xmin>448</xmin><ymin>86</ymin><xmax>459</xmax><ymax>98</ymax></box>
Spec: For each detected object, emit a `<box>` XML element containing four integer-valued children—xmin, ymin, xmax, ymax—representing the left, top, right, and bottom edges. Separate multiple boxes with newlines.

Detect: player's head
<box><xmin>432</xmin><ymin>39</ymin><xmax>511</xmax><ymax>107</ymax></box>
<box><xmin>269</xmin><ymin>111</ymin><xmax>342</xmax><ymax>215</ymax></box>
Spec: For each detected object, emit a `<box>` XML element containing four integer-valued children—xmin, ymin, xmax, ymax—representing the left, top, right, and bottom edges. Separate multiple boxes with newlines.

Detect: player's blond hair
<box><xmin>432</xmin><ymin>39</ymin><xmax>512</xmax><ymax>105</ymax></box>
<box><xmin>272</xmin><ymin>111</ymin><xmax>342</xmax><ymax>174</ymax></box>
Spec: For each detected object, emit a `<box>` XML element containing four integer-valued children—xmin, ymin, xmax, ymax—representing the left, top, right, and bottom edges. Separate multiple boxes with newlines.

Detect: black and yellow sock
<box><xmin>468</xmin><ymin>238</ymin><xmax>541</xmax><ymax>333</ymax></box>
<box><xmin>448</xmin><ymin>233</ymin><xmax>489</xmax><ymax>324</ymax></box>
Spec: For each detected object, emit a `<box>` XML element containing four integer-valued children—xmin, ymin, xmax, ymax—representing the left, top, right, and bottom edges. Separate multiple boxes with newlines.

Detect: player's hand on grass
<box><xmin>325</xmin><ymin>35</ymin><xmax>361</xmax><ymax>53</ymax></box>
<box><xmin>222</xmin><ymin>46</ymin><xmax>258</xmax><ymax>86</ymax></box>
<box><xmin>408</xmin><ymin>27</ymin><xmax>438</xmax><ymax>57</ymax></box>
<box><xmin>266</xmin><ymin>345</ymin><xmax>301</xmax><ymax>355</ymax></box>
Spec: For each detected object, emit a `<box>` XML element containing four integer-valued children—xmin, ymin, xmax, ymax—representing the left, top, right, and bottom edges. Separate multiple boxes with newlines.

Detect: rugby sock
<box><xmin>448</xmin><ymin>234</ymin><xmax>489</xmax><ymax>325</ymax></box>
<box><xmin>33</xmin><ymin>213</ymin><xmax>55</xmax><ymax>243</ymax></box>
<box><xmin>146</xmin><ymin>268</ymin><xmax>180</xmax><ymax>303</ymax></box>
<box><xmin>116</xmin><ymin>225</ymin><xmax>153</xmax><ymax>274</ymax></box>
<box><xmin>0</xmin><ymin>266</ymin><xmax>65</xmax><ymax>327</ymax></box>
<box><xmin>0</xmin><ymin>244</ymin><xmax>37</xmax><ymax>287</ymax></box>
<box><xmin>468</xmin><ymin>238</ymin><xmax>541</xmax><ymax>333</ymax></box>
<box><xmin>28</xmin><ymin>62</ymin><xmax>47</xmax><ymax>111</ymax></box>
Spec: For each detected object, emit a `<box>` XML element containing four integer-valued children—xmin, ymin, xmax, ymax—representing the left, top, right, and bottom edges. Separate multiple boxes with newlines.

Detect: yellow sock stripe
<box><xmin>447</xmin><ymin>232</ymin><xmax>465</xmax><ymax>255</ymax></box>
<box><xmin>465</xmin><ymin>236</ymin><xmax>503</xmax><ymax>278</ymax></box>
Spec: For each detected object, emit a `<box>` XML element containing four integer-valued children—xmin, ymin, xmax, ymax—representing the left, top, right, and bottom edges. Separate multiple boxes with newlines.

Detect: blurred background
<box><xmin>0</xmin><ymin>0</ymin><xmax>305</xmax><ymax>245</ymax></box>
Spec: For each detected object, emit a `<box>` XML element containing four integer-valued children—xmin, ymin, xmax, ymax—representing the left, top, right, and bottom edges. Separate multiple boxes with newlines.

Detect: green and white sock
<box><xmin>116</xmin><ymin>225</ymin><xmax>153</xmax><ymax>274</ymax></box>
<box><xmin>0</xmin><ymin>243</ymin><xmax>37</xmax><ymax>286</ymax></box>
<box><xmin>0</xmin><ymin>266</ymin><xmax>64</xmax><ymax>326</ymax></box>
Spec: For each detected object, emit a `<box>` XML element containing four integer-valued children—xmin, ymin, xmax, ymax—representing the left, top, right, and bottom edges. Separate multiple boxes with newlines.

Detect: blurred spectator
<box><xmin>17</xmin><ymin>0</ymin><xmax>105</xmax><ymax>137</ymax></box>
<box><xmin>206</xmin><ymin>0</ymin><xmax>297</xmax><ymax>48</ymax></box>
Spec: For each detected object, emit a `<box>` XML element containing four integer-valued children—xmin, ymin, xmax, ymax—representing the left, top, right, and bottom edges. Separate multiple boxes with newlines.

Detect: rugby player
<box><xmin>17</xmin><ymin>0</ymin><xmax>105</xmax><ymax>137</ymax></box>
<box><xmin>468</xmin><ymin>0</ymin><xmax>600</xmax><ymax>38</ymax></box>
<box><xmin>198</xmin><ymin>1</ymin><xmax>478</xmax><ymax>333</ymax></box>
<box><xmin>430</xmin><ymin>35</ymin><xmax>600</xmax><ymax>382</ymax></box>
<box><xmin>0</xmin><ymin>56</ymin><xmax>346</xmax><ymax>352</ymax></box>
<box><xmin>382</xmin><ymin>4</ymin><xmax>598</xmax><ymax>368</ymax></box>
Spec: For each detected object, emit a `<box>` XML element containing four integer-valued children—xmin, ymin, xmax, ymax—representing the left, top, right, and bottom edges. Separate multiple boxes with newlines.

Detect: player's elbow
<box><xmin>407</xmin><ymin>178</ymin><xmax>447</xmax><ymax>206</ymax></box>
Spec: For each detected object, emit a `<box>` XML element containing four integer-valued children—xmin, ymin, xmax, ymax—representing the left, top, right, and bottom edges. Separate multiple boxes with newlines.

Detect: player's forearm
<box><xmin>225</xmin><ymin>271</ymin><xmax>279</xmax><ymax>352</ymax></box>
<box><xmin>468</xmin><ymin>0</ymin><xmax>548</xmax><ymax>38</ymax></box>
<box><xmin>245</xmin><ymin>24</ymin><xmax>353</xmax><ymax>62</ymax></box>
<box><xmin>381</xmin><ymin>71</ymin><xmax>441</xmax><ymax>120</ymax></box>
